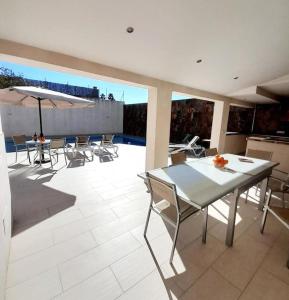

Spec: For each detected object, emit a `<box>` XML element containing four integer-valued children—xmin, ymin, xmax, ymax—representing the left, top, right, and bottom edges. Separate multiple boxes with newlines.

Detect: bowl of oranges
<box><xmin>213</xmin><ymin>154</ymin><xmax>228</xmax><ymax>168</ymax></box>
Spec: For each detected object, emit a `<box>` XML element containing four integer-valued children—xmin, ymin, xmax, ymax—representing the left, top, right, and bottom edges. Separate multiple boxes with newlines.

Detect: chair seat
<box><xmin>153</xmin><ymin>199</ymin><xmax>199</xmax><ymax>224</ymax></box>
<box><xmin>270</xmin><ymin>206</ymin><xmax>289</xmax><ymax>224</ymax></box>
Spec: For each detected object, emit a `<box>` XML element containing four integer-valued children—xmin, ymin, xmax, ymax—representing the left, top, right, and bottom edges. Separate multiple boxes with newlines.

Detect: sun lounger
<box><xmin>169</xmin><ymin>136</ymin><xmax>205</xmax><ymax>157</ymax></box>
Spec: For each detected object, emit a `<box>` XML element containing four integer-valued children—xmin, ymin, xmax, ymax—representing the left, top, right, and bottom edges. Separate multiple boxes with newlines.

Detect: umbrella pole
<box><xmin>37</xmin><ymin>98</ymin><xmax>45</xmax><ymax>161</ymax></box>
<box><xmin>38</xmin><ymin>98</ymin><xmax>43</xmax><ymax>136</ymax></box>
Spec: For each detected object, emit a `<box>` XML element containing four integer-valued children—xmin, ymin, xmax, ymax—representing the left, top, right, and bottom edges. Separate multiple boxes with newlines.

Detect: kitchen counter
<box><xmin>248</xmin><ymin>135</ymin><xmax>289</xmax><ymax>145</ymax></box>
<box><xmin>247</xmin><ymin>136</ymin><xmax>289</xmax><ymax>172</ymax></box>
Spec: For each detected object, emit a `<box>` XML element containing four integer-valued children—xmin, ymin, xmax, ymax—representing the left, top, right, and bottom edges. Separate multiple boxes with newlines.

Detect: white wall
<box><xmin>0</xmin><ymin>113</ymin><xmax>12</xmax><ymax>300</ymax></box>
<box><xmin>0</xmin><ymin>101</ymin><xmax>123</xmax><ymax>137</ymax></box>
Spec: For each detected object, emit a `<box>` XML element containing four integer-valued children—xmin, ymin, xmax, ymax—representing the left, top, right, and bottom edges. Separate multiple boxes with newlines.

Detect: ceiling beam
<box><xmin>0</xmin><ymin>38</ymin><xmax>253</xmax><ymax>107</ymax></box>
<box><xmin>256</xmin><ymin>86</ymin><xmax>280</xmax><ymax>102</ymax></box>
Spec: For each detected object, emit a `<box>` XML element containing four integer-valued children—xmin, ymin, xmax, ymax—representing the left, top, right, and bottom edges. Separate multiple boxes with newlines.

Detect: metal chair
<box><xmin>12</xmin><ymin>135</ymin><xmax>35</xmax><ymax>164</ymax></box>
<box><xmin>50</xmin><ymin>138</ymin><xmax>67</xmax><ymax>167</ymax></box>
<box><xmin>267</xmin><ymin>169</ymin><xmax>289</xmax><ymax>208</ymax></box>
<box><xmin>245</xmin><ymin>149</ymin><xmax>273</xmax><ymax>203</ymax></box>
<box><xmin>101</xmin><ymin>134</ymin><xmax>115</xmax><ymax>146</ymax></box>
<box><xmin>99</xmin><ymin>134</ymin><xmax>118</xmax><ymax>157</ymax></box>
<box><xmin>74</xmin><ymin>136</ymin><xmax>94</xmax><ymax>161</ymax></box>
<box><xmin>75</xmin><ymin>136</ymin><xmax>90</xmax><ymax>148</ymax></box>
<box><xmin>246</xmin><ymin>149</ymin><xmax>273</xmax><ymax>161</ymax></box>
<box><xmin>260</xmin><ymin>187</ymin><xmax>289</xmax><ymax>268</ymax></box>
<box><xmin>171</xmin><ymin>152</ymin><xmax>186</xmax><ymax>165</ymax></box>
<box><xmin>40</xmin><ymin>138</ymin><xmax>67</xmax><ymax>168</ymax></box>
<box><xmin>205</xmin><ymin>148</ymin><xmax>218</xmax><ymax>157</ymax></box>
<box><xmin>144</xmin><ymin>172</ymin><xmax>207</xmax><ymax>263</ymax></box>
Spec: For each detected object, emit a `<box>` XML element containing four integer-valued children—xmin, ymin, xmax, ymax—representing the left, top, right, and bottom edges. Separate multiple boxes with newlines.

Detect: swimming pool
<box><xmin>5</xmin><ymin>134</ymin><xmax>146</xmax><ymax>152</ymax></box>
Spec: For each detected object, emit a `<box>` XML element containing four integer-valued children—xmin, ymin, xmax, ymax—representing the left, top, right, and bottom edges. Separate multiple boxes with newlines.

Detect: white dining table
<box><xmin>139</xmin><ymin>154</ymin><xmax>278</xmax><ymax>247</ymax></box>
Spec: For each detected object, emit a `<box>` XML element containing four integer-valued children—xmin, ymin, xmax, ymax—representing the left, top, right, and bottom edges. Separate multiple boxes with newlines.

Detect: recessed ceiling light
<box><xmin>126</xmin><ymin>27</ymin><xmax>134</xmax><ymax>33</ymax></box>
<box><xmin>233</xmin><ymin>76</ymin><xmax>239</xmax><ymax>80</ymax></box>
<box><xmin>196</xmin><ymin>59</ymin><xmax>202</xmax><ymax>63</ymax></box>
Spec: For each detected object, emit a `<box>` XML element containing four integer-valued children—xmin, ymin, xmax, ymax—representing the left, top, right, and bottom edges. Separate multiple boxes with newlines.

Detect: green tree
<box><xmin>0</xmin><ymin>66</ymin><xmax>26</xmax><ymax>89</ymax></box>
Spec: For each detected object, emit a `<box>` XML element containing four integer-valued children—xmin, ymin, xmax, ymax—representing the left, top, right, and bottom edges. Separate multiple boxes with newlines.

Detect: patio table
<box><xmin>139</xmin><ymin>154</ymin><xmax>278</xmax><ymax>247</ymax></box>
<box><xmin>26</xmin><ymin>139</ymin><xmax>51</xmax><ymax>164</ymax></box>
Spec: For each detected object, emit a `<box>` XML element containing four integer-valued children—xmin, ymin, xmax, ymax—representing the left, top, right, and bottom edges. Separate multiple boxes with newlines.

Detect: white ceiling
<box><xmin>0</xmin><ymin>0</ymin><xmax>289</xmax><ymax>103</ymax></box>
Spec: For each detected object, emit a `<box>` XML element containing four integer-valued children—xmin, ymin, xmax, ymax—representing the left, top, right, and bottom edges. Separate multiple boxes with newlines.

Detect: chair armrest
<box><xmin>273</xmin><ymin>169</ymin><xmax>287</xmax><ymax>175</ymax></box>
<box><xmin>270</xmin><ymin>176</ymin><xmax>289</xmax><ymax>192</ymax></box>
<box><xmin>270</xmin><ymin>176</ymin><xmax>284</xmax><ymax>183</ymax></box>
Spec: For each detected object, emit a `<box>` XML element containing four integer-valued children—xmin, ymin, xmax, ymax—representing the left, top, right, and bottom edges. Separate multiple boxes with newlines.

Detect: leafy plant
<box><xmin>0</xmin><ymin>66</ymin><xmax>26</xmax><ymax>89</ymax></box>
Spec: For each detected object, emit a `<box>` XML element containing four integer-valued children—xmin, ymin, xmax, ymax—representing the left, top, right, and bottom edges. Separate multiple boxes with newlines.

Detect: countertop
<box><xmin>247</xmin><ymin>135</ymin><xmax>289</xmax><ymax>145</ymax></box>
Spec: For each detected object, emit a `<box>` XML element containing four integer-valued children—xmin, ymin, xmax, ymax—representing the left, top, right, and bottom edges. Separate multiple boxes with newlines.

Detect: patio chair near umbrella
<box><xmin>0</xmin><ymin>86</ymin><xmax>95</xmax><ymax>162</ymax></box>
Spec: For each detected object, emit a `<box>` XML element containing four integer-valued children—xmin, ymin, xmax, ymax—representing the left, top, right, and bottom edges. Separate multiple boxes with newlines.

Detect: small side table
<box><xmin>26</xmin><ymin>139</ymin><xmax>51</xmax><ymax>164</ymax></box>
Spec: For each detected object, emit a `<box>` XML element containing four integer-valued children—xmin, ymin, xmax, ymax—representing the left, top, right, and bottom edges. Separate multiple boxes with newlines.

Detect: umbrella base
<box><xmin>34</xmin><ymin>158</ymin><xmax>51</xmax><ymax>164</ymax></box>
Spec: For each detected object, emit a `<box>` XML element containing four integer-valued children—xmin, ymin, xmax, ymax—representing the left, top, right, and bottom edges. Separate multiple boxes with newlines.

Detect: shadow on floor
<box><xmin>9</xmin><ymin>165</ymin><xmax>76</xmax><ymax>236</ymax></box>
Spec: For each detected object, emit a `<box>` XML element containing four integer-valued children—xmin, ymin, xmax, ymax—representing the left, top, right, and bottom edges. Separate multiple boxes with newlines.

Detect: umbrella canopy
<box><xmin>0</xmin><ymin>86</ymin><xmax>95</xmax><ymax>135</ymax></box>
<box><xmin>0</xmin><ymin>86</ymin><xmax>95</xmax><ymax>109</ymax></box>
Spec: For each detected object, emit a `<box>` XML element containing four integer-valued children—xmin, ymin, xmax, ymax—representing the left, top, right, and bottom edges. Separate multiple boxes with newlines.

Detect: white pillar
<box><xmin>145</xmin><ymin>85</ymin><xmax>172</xmax><ymax>170</ymax></box>
<box><xmin>210</xmin><ymin>101</ymin><xmax>230</xmax><ymax>153</ymax></box>
<box><xmin>0</xmin><ymin>113</ymin><xmax>12</xmax><ymax>300</ymax></box>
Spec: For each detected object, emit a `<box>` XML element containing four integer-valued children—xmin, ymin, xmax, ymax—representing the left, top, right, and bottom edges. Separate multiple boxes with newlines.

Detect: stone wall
<box><xmin>123</xmin><ymin>103</ymin><xmax>147</xmax><ymax>138</ymax></box>
<box><xmin>227</xmin><ymin>106</ymin><xmax>254</xmax><ymax>133</ymax></box>
<box><xmin>170</xmin><ymin>99</ymin><xmax>214</xmax><ymax>142</ymax></box>
<box><xmin>0</xmin><ymin>101</ymin><xmax>123</xmax><ymax>137</ymax></box>
<box><xmin>123</xmin><ymin>98</ymin><xmax>214</xmax><ymax>143</ymax></box>
<box><xmin>253</xmin><ymin>103</ymin><xmax>289</xmax><ymax>136</ymax></box>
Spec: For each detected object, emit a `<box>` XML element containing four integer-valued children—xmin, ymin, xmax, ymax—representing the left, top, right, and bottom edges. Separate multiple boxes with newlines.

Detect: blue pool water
<box><xmin>5</xmin><ymin>134</ymin><xmax>146</xmax><ymax>153</ymax></box>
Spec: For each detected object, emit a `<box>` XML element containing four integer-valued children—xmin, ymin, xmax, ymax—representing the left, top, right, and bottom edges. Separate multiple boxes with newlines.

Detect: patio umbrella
<box><xmin>0</xmin><ymin>86</ymin><xmax>95</xmax><ymax>136</ymax></box>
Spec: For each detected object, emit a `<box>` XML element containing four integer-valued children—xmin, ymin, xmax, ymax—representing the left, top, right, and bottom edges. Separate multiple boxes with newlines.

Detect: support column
<box><xmin>210</xmin><ymin>101</ymin><xmax>230</xmax><ymax>153</ymax></box>
<box><xmin>0</xmin><ymin>113</ymin><xmax>12</xmax><ymax>300</ymax></box>
<box><xmin>145</xmin><ymin>85</ymin><xmax>172</xmax><ymax>171</ymax></box>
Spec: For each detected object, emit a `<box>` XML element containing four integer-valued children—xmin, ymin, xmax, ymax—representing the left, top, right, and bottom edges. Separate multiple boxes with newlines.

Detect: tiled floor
<box><xmin>5</xmin><ymin>145</ymin><xmax>289</xmax><ymax>300</ymax></box>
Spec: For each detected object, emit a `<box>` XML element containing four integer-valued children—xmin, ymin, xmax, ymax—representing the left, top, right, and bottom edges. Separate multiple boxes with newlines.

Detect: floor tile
<box><xmin>130</xmin><ymin>217</ymin><xmax>168</xmax><ymax>245</ymax></box>
<box><xmin>239</xmin><ymin>268</ymin><xmax>289</xmax><ymax>300</ymax></box>
<box><xmin>246</xmin><ymin>213</ymin><xmax>283</xmax><ymax>247</ymax></box>
<box><xmin>7</xmin><ymin>232</ymin><xmax>96</xmax><ymax>287</ymax></box>
<box><xmin>92</xmin><ymin>211</ymin><xmax>147</xmax><ymax>245</ymax></box>
<box><xmin>261</xmin><ymin>234</ymin><xmax>289</xmax><ymax>285</ymax></box>
<box><xmin>117</xmin><ymin>269</ymin><xmax>182</xmax><ymax>300</ymax></box>
<box><xmin>163</xmin><ymin>234</ymin><xmax>226</xmax><ymax>291</ymax></box>
<box><xmin>55</xmin><ymin>268</ymin><xmax>122</xmax><ymax>300</ymax></box>
<box><xmin>9</xmin><ymin>230</ymin><xmax>54</xmax><ymax>262</ymax></box>
<box><xmin>110</xmin><ymin>197</ymin><xmax>148</xmax><ymax>218</ymax></box>
<box><xmin>6</xmin><ymin>268</ymin><xmax>61</xmax><ymax>300</ymax></box>
<box><xmin>59</xmin><ymin>233</ymin><xmax>141</xmax><ymax>290</ymax></box>
<box><xmin>111</xmin><ymin>246</ymin><xmax>156</xmax><ymax>290</ymax></box>
<box><xmin>212</xmin><ymin>235</ymin><xmax>269</xmax><ymax>290</ymax></box>
<box><xmin>53</xmin><ymin>208</ymin><xmax>117</xmax><ymax>244</ymax></box>
<box><xmin>181</xmin><ymin>268</ymin><xmax>241</xmax><ymax>300</ymax></box>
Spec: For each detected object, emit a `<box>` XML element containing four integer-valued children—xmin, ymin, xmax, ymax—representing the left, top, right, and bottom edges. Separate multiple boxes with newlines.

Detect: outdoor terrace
<box><xmin>5</xmin><ymin>144</ymin><xmax>289</xmax><ymax>300</ymax></box>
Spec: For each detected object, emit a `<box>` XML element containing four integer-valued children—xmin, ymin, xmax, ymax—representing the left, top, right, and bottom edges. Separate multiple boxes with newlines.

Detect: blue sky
<box><xmin>1</xmin><ymin>61</ymin><xmax>188</xmax><ymax>104</ymax></box>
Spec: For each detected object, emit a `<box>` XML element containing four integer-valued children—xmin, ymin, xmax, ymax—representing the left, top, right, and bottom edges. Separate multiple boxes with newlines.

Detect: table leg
<box><xmin>225</xmin><ymin>188</ymin><xmax>239</xmax><ymax>247</ymax></box>
<box><xmin>258</xmin><ymin>177</ymin><xmax>268</xmax><ymax>211</ymax></box>
<box><xmin>34</xmin><ymin>144</ymin><xmax>51</xmax><ymax>164</ymax></box>
<box><xmin>202</xmin><ymin>206</ymin><xmax>208</xmax><ymax>244</ymax></box>
<box><xmin>91</xmin><ymin>147</ymin><xmax>94</xmax><ymax>161</ymax></box>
